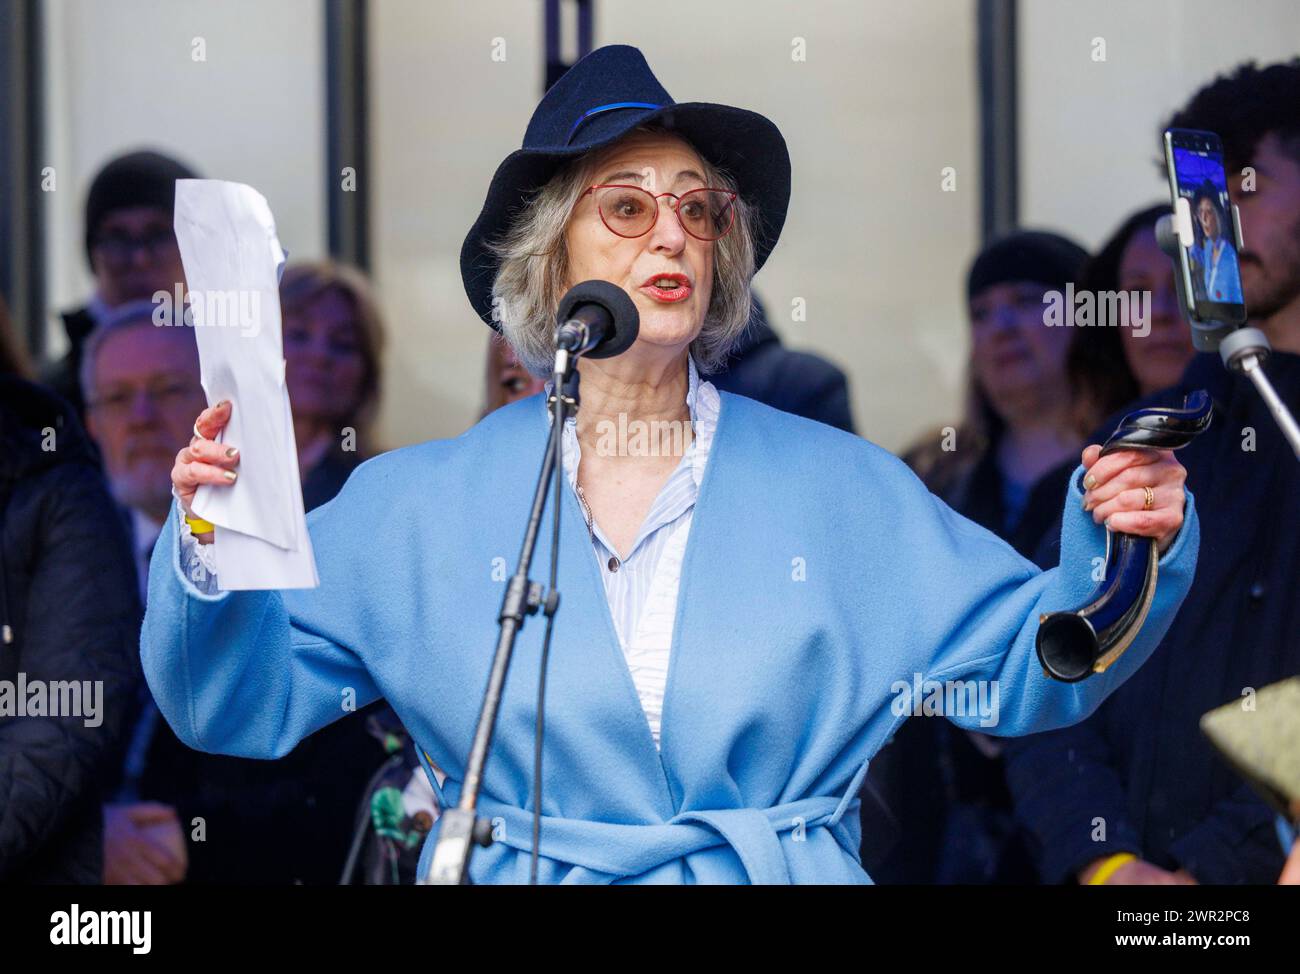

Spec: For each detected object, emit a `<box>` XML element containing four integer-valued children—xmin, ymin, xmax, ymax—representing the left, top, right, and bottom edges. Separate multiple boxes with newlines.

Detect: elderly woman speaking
<box><xmin>144</xmin><ymin>45</ymin><xmax>1198</xmax><ymax>884</ymax></box>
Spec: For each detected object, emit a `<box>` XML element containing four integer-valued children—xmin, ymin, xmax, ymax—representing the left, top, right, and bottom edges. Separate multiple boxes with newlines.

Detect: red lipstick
<box><xmin>639</xmin><ymin>272</ymin><xmax>693</xmax><ymax>303</ymax></box>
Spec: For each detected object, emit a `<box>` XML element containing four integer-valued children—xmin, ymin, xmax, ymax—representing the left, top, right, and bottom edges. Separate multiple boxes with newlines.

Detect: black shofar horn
<box><xmin>1036</xmin><ymin>390</ymin><xmax>1213</xmax><ymax>682</ymax></box>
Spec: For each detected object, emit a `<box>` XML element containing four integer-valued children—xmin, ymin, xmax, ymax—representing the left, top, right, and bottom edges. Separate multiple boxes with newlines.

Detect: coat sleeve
<box><xmin>898</xmin><ymin>459</ymin><xmax>1199</xmax><ymax>737</ymax></box>
<box><xmin>140</xmin><ymin>460</ymin><xmax>387</xmax><ymax>761</ymax></box>
<box><xmin>0</xmin><ymin>464</ymin><xmax>141</xmax><ymax>881</ymax></box>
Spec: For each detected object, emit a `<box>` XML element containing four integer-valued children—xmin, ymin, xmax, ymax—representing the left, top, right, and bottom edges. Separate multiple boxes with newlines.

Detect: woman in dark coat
<box><xmin>0</xmin><ymin>368</ymin><xmax>141</xmax><ymax>883</ymax></box>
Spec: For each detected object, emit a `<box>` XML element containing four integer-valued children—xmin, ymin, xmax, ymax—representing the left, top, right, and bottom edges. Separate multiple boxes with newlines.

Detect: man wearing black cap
<box><xmin>42</xmin><ymin>149</ymin><xmax>198</xmax><ymax>420</ymax></box>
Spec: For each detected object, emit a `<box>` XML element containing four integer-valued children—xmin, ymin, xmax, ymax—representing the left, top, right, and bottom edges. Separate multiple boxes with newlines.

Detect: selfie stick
<box><xmin>1156</xmin><ymin>204</ymin><xmax>1300</xmax><ymax>460</ymax></box>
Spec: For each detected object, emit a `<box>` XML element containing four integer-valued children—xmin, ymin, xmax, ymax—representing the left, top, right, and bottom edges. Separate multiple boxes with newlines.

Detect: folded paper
<box><xmin>174</xmin><ymin>178</ymin><xmax>318</xmax><ymax>590</ymax></box>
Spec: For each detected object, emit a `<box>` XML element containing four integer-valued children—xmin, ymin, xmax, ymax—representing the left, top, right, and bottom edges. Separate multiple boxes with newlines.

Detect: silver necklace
<box><xmin>574</xmin><ymin>482</ymin><xmax>596</xmax><ymax>545</ymax></box>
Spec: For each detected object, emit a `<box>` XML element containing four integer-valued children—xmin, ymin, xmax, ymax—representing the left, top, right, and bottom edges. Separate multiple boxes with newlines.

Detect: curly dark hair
<box><xmin>1164</xmin><ymin>59</ymin><xmax>1300</xmax><ymax>171</ymax></box>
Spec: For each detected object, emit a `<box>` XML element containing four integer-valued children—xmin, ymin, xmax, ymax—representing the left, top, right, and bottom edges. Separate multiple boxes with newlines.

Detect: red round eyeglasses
<box><xmin>577</xmin><ymin>184</ymin><xmax>738</xmax><ymax>241</ymax></box>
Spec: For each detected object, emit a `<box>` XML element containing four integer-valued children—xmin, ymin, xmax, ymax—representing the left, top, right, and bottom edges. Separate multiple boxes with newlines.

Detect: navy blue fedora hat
<box><xmin>460</xmin><ymin>44</ymin><xmax>791</xmax><ymax>330</ymax></box>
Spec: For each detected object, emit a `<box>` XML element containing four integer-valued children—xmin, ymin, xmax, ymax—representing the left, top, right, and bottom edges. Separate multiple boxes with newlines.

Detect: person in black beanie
<box><xmin>868</xmin><ymin>229</ymin><xmax>1105</xmax><ymax>884</ymax></box>
<box><xmin>41</xmin><ymin>149</ymin><xmax>199</xmax><ymax>421</ymax></box>
<box><xmin>899</xmin><ymin>230</ymin><xmax>1095</xmax><ymax>560</ymax></box>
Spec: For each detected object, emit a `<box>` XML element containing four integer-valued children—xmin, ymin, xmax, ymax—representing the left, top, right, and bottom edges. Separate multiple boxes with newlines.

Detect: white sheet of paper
<box><xmin>174</xmin><ymin>179</ymin><xmax>319</xmax><ymax>590</ymax></box>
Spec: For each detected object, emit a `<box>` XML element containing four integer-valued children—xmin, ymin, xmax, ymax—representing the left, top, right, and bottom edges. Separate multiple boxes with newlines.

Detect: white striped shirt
<box><xmin>551</xmin><ymin>356</ymin><xmax>717</xmax><ymax>747</ymax></box>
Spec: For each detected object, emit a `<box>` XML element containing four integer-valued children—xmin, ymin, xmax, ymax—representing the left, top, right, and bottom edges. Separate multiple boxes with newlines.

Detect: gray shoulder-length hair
<box><xmin>486</xmin><ymin>124</ymin><xmax>757</xmax><ymax>377</ymax></box>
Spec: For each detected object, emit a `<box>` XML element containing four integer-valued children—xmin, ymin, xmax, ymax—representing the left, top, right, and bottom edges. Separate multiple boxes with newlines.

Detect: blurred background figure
<box><xmin>905</xmin><ymin>231</ymin><xmax>1093</xmax><ymax>558</ymax></box>
<box><xmin>80</xmin><ymin>300</ymin><xmax>202</xmax><ymax>884</ymax></box>
<box><xmin>1005</xmin><ymin>59</ymin><xmax>1300</xmax><ymax>887</ymax></box>
<box><xmin>871</xmin><ymin>230</ymin><xmax>1119</xmax><ymax>884</ymax></box>
<box><xmin>279</xmin><ymin>261</ymin><xmax>386</xmax><ymax>509</ymax></box>
<box><xmin>82</xmin><ymin>302</ymin><xmax>207</xmax><ymax>576</ymax></box>
<box><xmin>482</xmin><ymin>330</ymin><xmax>545</xmax><ymax>416</ymax></box>
<box><xmin>44</xmin><ymin>150</ymin><xmax>199</xmax><ymax>421</ymax></box>
<box><xmin>1066</xmin><ymin>204</ymin><xmax>1196</xmax><ymax>411</ymax></box>
<box><xmin>0</xmin><ymin>295</ymin><xmax>141</xmax><ymax>884</ymax></box>
<box><xmin>81</xmin><ymin>299</ymin><xmax>386</xmax><ymax>884</ymax></box>
<box><xmin>708</xmin><ymin>294</ymin><xmax>855</xmax><ymax>432</ymax></box>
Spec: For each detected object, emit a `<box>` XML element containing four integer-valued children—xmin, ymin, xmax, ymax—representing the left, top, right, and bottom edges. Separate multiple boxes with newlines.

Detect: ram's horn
<box><xmin>1037</xmin><ymin>390</ymin><xmax>1213</xmax><ymax>682</ymax></box>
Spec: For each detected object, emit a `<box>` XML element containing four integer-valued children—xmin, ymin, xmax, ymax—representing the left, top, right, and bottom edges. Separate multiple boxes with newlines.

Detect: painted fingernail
<box><xmin>223</xmin><ymin>470</ymin><xmax>238</xmax><ymax>482</ymax></box>
<box><xmin>225</xmin><ymin>446</ymin><xmax>239</xmax><ymax>458</ymax></box>
<box><xmin>1083</xmin><ymin>473</ymin><xmax>1098</xmax><ymax>490</ymax></box>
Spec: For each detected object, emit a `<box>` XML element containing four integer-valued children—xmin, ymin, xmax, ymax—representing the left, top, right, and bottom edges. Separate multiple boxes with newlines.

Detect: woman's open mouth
<box><xmin>639</xmin><ymin>274</ymin><xmax>693</xmax><ymax>303</ymax></box>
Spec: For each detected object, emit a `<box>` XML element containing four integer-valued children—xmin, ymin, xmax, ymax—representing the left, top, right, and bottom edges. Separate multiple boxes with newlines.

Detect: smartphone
<box><xmin>1163</xmin><ymin>128</ymin><xmax>1248</xmax><ymax>326</ymax></box>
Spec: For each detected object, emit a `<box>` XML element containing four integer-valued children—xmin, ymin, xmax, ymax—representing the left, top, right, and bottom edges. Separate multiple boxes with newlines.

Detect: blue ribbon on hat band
<box><xmin>565</xmin><ymin>102</ymin><xmax>664</xmax><ymax>145</ymax></box>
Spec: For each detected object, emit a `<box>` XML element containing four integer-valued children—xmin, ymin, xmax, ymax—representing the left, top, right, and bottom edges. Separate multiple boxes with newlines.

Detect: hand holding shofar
<box><xmin>1037</xmin><ymin>390</ymin><xmax>1213</xmax><ymax>682</ymax></box>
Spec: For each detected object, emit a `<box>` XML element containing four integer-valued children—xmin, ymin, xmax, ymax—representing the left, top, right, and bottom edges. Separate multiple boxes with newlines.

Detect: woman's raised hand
<box><xmin>171</xmin><ymin>400</ymin><xmax>240</xmax><ymax>541</ymax></box>
<box><xmin>1079</xmin><ymin>444</ymin><xmax>1187</xmax><ymax>554</ymax></box>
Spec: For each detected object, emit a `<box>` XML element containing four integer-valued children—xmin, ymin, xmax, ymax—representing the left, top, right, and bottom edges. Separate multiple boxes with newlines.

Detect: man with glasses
<box><xmin>44</xmin><ymin>149</ymin><xmax>198</xmax><ymax>421</ymax></box>
<box><xmin>82</xmin><ymin>300</ymin><xmax>386</xmax><ymax>885</ymax></box>
<box><xmin>80</xmin><ymin>299</ymin><xmax>205</xmax><ymax>884</ymax></box>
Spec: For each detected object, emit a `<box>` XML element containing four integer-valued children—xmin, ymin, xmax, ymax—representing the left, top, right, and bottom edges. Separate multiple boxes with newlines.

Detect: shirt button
<box><xmin>607</xmin><ymin>556</ymin><xmax>620</xmax><ymax>573</ymax></box>
<box><xmin>1249</xmin><ymin>581</ymin><xmax>1266</xmax><ymax>601</ymax></box>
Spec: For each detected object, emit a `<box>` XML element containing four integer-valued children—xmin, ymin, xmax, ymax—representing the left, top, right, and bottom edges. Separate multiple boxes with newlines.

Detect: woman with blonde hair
<box><xmin>278</xmin><ymin>260</ymin><xmax>386</xmax><ymax>509</ymax></box>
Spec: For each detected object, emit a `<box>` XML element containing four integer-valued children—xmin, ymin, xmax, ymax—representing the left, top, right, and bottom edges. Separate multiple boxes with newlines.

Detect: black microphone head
<box><xmin>556</xmin><ymin>280</ymin><xmax>640</xmax><ymax>359</ymax></box>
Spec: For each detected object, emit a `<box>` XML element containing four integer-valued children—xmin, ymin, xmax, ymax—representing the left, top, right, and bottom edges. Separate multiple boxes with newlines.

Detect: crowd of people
<box><xmin>0</xmin><ymin>56</ymin><xmax>1296</xmax><ymax>885</ymax></box>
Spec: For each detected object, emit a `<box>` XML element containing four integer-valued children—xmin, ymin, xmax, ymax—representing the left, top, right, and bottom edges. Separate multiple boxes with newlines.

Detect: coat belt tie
<box><xmin>423</xmin><ymin>793</ymin><xmax>849</xmax><ymax>884</ymax></box>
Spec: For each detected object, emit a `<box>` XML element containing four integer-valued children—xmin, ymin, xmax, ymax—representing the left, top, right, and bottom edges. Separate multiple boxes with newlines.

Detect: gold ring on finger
<box><xmin>1143</xmin><ymin>485</ymin><xmax>1154</xmax><ymax>511</ymax></box>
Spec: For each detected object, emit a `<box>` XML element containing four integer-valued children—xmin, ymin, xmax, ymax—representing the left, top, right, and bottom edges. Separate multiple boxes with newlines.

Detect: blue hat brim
<box><xmin>460</xmin><ymin>101</ymin><xmax>790</xmax><ymax>330</ymax></box>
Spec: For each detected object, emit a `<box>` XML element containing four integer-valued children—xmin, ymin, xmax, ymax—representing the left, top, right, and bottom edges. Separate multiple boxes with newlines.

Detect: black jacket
<box><xmin>0</xmin><ymin>376</ymin><xmax>141</xmax><ymax>883</ymax></box>
<box><xmin>708</xmin><ymin>303</ymin><xmax>855</xmax><ymax>433</ymax></box>
<box><xmin>1006</xmin><ymin>350</ymin><xmax>1300</xmax><ymax>884</ymax></box>
<box><xmin>40</xmin><ymin>307</ymin><xmax>97</xmax><ymax>425</ymax></box>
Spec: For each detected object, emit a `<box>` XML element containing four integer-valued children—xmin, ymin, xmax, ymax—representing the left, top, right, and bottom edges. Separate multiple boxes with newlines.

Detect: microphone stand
<box><xmin>422</xmin><ymin>348</ymin><xmax>581</xmax><ymax>885</ymax></box>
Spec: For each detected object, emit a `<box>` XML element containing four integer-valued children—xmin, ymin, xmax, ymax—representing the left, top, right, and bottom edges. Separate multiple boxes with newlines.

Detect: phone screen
<box><xmin>1164</xmin><ymin>129</ymin><xmax>1248</xmax><ymax>325</ymax></box>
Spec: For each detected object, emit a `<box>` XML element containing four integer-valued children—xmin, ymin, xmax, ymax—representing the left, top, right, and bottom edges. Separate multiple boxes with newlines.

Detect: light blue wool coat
<box><xmin>140</xmin><ymin>392</ymin><xmax>1200</xmax><ymax>884</ymax></box>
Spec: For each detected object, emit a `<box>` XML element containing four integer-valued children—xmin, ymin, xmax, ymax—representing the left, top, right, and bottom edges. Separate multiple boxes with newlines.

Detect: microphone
<box><xmin>554</xmin><ymin>280</ymin><xmax>640</xmax><ymax>369</ymax></box>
